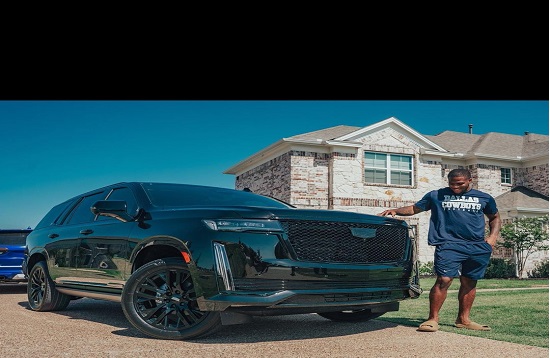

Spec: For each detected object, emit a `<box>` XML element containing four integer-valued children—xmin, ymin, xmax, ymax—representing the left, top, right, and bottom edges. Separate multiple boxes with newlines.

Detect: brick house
<box><xmin>224</xmin><ymin>117</ymin><xmax>549</xmax><ymax>276</ymax></box>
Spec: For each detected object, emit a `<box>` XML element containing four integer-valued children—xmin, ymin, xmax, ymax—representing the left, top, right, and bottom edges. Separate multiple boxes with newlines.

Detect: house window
<box><xmin>501</xmin><ymin>168</ymin><xmax>512</xmax><ymax>184</ymax></box>
<box><xmin>364</xmin><ymin>152</ymin><xmax>413</xmax><ymax>185</ymax></box>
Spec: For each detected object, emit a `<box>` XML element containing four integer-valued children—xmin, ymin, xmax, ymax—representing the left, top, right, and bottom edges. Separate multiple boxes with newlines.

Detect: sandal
<box><xmin>418</xmin><ymin>320</ymin><xmax>439</xmax><ymax>332</ymax></box>
<box><xmin>454</xmin><ymin>321</ymin><xmax>491</xmax><ymax>331</ymax></box>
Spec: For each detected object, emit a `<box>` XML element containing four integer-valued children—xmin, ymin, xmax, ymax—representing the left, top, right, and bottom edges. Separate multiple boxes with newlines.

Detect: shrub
<box><xmin>484</xmin><ymin>258</ymin><xmax>517</xmax><ymax>279</ymax></box>
<box><xmin>499</xmin><ymin>215</ymin><xmax>549</xmax><ymax>278</ymax></box>
<box><xmin>418</xmin><ymin>261</ymin><xmax>435</xmax><ymax>276</ymax></box>
<box><xmin>527</xmin><ymin>259</ymin><xmax>549</xmax><ymax>278</ymax></box>
<box><xmin>418</xmin><ymin>259</ymin><xmax>519</xmax><ymax>278</ymax></box>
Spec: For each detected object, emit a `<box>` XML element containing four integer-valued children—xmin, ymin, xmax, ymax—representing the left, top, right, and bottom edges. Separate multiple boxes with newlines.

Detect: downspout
<box><xmin>328</xmin><ymin>152</ymin><xmax>334</xmax><ymax>210</ymax></box>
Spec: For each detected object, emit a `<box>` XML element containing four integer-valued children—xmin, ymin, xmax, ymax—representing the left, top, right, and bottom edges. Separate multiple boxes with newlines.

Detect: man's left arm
<box><xmin>485</xmin><ymin>212</ymin><xmax>501</xmax><ymax>248</ymax></box>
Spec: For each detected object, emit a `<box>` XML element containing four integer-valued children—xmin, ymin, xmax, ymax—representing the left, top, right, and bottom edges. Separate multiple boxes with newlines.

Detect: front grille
<box><xmin>280</xmin><ymin>220</ymin><xmax>407</xmax><ymax>263</ymax></box>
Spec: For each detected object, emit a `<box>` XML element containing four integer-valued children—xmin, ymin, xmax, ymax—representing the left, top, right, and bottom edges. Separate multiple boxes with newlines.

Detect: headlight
<box><xmin>202</xmin><ymin>219</ymin><xmax>283</xmax><ymax>232</ymax></box>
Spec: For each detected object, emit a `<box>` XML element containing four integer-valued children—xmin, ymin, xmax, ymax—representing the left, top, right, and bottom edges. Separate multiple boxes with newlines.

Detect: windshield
<box><xmin>141</xmin><ymin>183</ymin><xmax>290</xmax><ymax>209</ymax></box>
<box><xmin>0</xmin><ymin>231</ymin><xmax>30</xmax><ymax>245</ymax></box>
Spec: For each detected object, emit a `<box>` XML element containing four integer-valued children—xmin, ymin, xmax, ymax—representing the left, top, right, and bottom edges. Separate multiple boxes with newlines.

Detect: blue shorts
<box><xmin>434</xmin><ymin>242</ymin><xmax>493</xmax><ymax>280</ymax></box>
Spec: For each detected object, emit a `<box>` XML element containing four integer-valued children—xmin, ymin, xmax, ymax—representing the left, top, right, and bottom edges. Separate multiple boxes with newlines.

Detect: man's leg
<box><xmin>456</xmin><ymin>275</ymin><xmax>477</xmax><ymax>325</ymax></box>
<box><xmin>427</xmin><ymin>275</ymin><xmax>453</xmax><ymax>322</ymax></box>
<box><xmin>420</xmin><ymin>244</ymin><xmax>461</xmax><ymax>331</ymax></box>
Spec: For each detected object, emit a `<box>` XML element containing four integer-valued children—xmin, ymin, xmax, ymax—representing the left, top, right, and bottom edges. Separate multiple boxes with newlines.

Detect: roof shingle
<box><xmin>495</xmin><ymin>186</ymin><xmax>549</xmax><ymax>211</ymax></box>
<box><xmin>287</xmin><ymin>121</ymin><xmax>548</xmax><ymax>158</ymax></box>
<box><xmin>287</xmin><ymin>125</ymin><xmax>360</xmax><ymax>141</ymax></box>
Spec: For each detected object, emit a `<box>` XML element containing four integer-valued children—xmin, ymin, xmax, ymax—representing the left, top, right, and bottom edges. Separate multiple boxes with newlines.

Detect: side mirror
<box><xmin>91</xmin><ymin>200</ymin><xmax>134</xmax><ymax>222</ymax></box>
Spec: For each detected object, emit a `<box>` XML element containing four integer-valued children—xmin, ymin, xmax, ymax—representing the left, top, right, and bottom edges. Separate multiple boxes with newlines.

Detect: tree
<box><xmin>498</xmin><ymin>215</ymin><xmax>549</xmax><ymax>278</ymax></box>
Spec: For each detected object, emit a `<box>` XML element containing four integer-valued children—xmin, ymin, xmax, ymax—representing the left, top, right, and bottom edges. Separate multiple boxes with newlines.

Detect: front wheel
<box><xmin>317</xmin><ymin>309</ymin><xmax>385</xmax><ymax>322</ymax></box>
<box><xmin>27</xmin><ymin>261</ymin><xmax>71</xmax><ymax>311</ymax></box>
<box><xmin>121</xmin><ymin>258</ymin><xmax>221</xmax><ymax>340</ymax></box>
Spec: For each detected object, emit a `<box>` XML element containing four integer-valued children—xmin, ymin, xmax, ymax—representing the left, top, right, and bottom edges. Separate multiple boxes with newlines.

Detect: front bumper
<box><xmin>198</xmin><ymin>247</ymin><xmax>421</xmax><ymax>312</ymax></box>
<box><xmin>196</xmin><ymin>218</ymin><xmax>422</xmax><ymax>313</ymax></box>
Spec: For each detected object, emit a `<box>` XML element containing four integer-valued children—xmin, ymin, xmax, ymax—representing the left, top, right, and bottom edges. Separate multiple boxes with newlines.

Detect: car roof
<box><xmin>78</xmin><ymin>182</ymin><xmax>239</xmax><ymax>196</ymax></box>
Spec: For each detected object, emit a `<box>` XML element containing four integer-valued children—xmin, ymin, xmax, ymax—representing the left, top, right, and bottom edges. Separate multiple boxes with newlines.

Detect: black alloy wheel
<box><xmin>27</xmin><ymin>261</ymin><xmax>71</xmax><ymax>311</ymax></box>
<box><xmin>317</xmin><ymin>309</ymin><xmax>385</xmax><ymax>322</ymax></box>
<box><xmin>121</xmin><ymin>258</ymin><xmax>221</xmax><ymax>340</ymax></box>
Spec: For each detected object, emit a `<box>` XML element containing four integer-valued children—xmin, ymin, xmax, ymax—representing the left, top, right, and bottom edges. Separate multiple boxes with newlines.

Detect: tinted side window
<box><xmin>97</xmin><ymin>187</ymin><xmax>138</xmax><ymax>221</ymax></box>
<box><xmin>66</xmin><ymin>192</ymin><xmax>106</xmax><ymax>225</ymax></box>
<box><xmin>107</xmin><ymin>188</ymin><xmax>138</xmax><ymax>214</ymax></box>
<box><xmin>35</xmin><ymin>199</ymin><xmax>77</xmax><ymax>229</ymax></box>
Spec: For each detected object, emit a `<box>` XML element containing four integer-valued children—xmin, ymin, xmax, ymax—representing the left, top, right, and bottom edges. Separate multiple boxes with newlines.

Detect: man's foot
<box><xmin>418</xmin><ymin>320</ymin><xmax>439</xmax><ymax>332</ymax></box>
<box><xmin>454</xmin><ymin>321</ymin><xmax>491</xmax><ymax>331</ymax></box>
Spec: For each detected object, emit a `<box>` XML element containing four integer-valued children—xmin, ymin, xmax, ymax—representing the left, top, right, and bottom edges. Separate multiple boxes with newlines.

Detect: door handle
<box><xmin>80</xmin><ymin>229</ymin><xmax>94</xmax><ymax>235</ymax></box>
<box><xmin>48</xmin><ymin>233</ymin><xmax>59</xmax><ymax>239</ymax></box>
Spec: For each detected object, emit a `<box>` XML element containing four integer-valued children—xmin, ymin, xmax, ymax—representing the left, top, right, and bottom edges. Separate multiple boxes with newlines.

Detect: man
<box><xmin>378</xmin><ymin>168</ymin><xmax>501</xmax><ymax>332</ymax></box>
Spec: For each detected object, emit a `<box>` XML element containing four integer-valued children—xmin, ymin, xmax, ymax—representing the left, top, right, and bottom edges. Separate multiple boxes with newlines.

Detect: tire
<box><xmin>27</xmin><ymin>261</ymin><xmax>71</xmax><ymax>311</ymax></box>
<box><xmin>317</xmin><ymin>309</ymin><xmax>385</xmax><ymax>322</ymax></box>
<box><xmin>121</xmin><ymin>258</ymin><xmax>221</xmax><ymax>340</ymax></box>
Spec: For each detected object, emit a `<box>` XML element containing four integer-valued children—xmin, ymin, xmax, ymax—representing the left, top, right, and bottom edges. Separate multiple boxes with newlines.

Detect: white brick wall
<box><xmin>233</xmin><ymin>127</ymin><xmax>548</xmax><ymax>271</ymax></box>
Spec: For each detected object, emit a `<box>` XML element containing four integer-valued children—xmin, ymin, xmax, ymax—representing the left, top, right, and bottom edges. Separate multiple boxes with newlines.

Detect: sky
<box><xmin>1</xmin><ymin>100</ymin><xmax>548</xmax><ymax>230</ymax></box>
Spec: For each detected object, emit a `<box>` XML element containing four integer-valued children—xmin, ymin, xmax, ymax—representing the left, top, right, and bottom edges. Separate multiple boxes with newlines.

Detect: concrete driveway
<box><xmin>1</xmin><ymin>283</ymin><xmax>547</xmax><ymax>358</ymax></box>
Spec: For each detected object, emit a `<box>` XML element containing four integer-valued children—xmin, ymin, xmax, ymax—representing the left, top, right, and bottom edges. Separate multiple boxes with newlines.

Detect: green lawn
<box><xmin>379</xmin><ymin>278</ymin><xmax>549</xmax><ymax>348</ymax></box>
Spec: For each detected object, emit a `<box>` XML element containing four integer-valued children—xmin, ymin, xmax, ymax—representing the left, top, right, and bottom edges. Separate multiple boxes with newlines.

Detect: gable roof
<box><xmin>287</xmin><ymin>117</ymin><xmax>449</xmax><ymax>151</ymax></box>
<box><xmin>495</xmin><ymin>186</ymin><xmax>549</xmax><ymax>214</ymax></box>
<box><xmin>333</xmin><ymin>117</ymin><xmax>448</xmax><ymax>151</ymax></box>
<box><xmin>225</xmin><ymin>117</ymin><xmax>549</xmax><ymax>175</ymax></box>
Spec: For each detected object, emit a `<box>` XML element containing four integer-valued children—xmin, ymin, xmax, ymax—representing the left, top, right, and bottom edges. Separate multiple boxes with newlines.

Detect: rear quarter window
<box><xmin>35</xmin><ymin>198</ymin><xmax>78</xmax><ymax>229</ymax></box>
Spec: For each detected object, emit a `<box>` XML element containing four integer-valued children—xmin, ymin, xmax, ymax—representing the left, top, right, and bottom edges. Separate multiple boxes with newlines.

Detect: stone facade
<box><xmin>515</xmin><ymin>163</ymin><xmax>549</xmax><ymax>196</ymax></box>
<box><xmin>235</xmin><ymin>152</ymin><xmax>292</xmax><ymax>201</ymax></box>
<box><xmin>229</xmin><ymin>118</ymin><xmax>549</xmax><ymax>276</ymax></box>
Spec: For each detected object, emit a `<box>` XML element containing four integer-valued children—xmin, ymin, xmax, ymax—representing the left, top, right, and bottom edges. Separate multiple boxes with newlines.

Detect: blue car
<box><xmin>0</xmin><ymin>229</ymin><xmax>32</xmax><ymax>283</ymax></box>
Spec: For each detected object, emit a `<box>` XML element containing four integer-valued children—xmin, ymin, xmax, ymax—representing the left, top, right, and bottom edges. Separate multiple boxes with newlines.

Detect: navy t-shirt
<box><xmin>414</xmin><ymin>187</ymin><xmax>498</xmax><ymax>246</ymax></box>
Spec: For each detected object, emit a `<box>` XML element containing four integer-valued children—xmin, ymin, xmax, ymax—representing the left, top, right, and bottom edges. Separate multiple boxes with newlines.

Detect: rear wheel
<box><xmin>317</xmin><ymin>309</ymin><xmax>385</xmax><ymax>322</ymax></box>
<box><xmin>27</xmin><ymin>261</ymin><xmax>71</xmax><ymax>311</ymax></box>
<box><xmin>121</xmin><ymin>258</ymin><xmax>221</xmax><ymax>340</ymax></box>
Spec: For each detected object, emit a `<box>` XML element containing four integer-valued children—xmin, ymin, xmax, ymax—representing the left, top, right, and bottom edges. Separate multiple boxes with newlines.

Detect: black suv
<box><xmin>0</xmin><ymin>229</ymin><xmax>32</xmax><ymax>283</ymax></box>
<box><xmin>24</xmin><ymin>182</ymin><xmax>421</xmax><ymax>340</ymax></box>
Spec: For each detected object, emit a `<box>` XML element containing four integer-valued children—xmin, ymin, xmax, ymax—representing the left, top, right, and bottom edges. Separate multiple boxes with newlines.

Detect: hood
<box><xmin>222</xmin><ymin>206</ymin><xmax>407</xmax><ymax>227</ymax></box>
<box><xmin>150</xmin><ymin>205</ymin><xmax>407</xmax><ymax>228</ymax></box>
